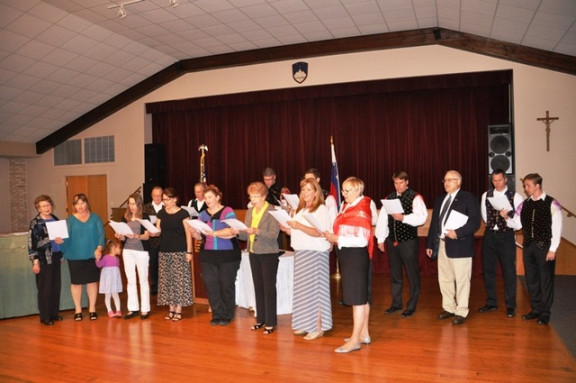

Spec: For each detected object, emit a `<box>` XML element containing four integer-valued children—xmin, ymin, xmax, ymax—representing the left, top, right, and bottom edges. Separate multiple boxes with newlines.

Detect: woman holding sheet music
<box><xmin>153</xmin><ymin>187</ymin><xmax>193</xmax><ymax>321</ymax></box>
<box><xmin>232</xmin><ymin>181</ymin><xmax>280</xmax><ymax>335</ymax></box>
<box><xmin>281</xmin><ymin>178</ymin><xmax>333</xmax><ymax>340</ymax></box>
<box><xmin>114</xmin><ymin>193</ymin><xmax>151</xmax><ymax>320</ymax></box>
<box><xmin>27</xmin><ymin>194</ymin><xmax>64</xmax><ymax>326</ymax></box>
<box><xmin>189</xmin><ymin>185</ymin><xmax>241</xmax><ymax>326</ymax></box>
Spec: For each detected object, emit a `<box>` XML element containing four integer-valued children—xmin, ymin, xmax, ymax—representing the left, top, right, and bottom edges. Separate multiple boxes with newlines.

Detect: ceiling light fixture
<box><xmin>107</xmin><ymin>0</ymin><xmax>144</xmax><ymax>19</ymax></box>
<box><xmin>169</xmin><ymin>0</ymin><xmax>179</xmax><ymax>7</ymax></box>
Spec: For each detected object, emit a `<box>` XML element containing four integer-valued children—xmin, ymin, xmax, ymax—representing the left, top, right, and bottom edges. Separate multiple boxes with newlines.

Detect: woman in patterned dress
<box><xmin>153</xmin><ymin>187</ymin><xmax>193</xmax><ymax>321</ymax></box>
<box><xmin>281</xmin><ymin>178</ymin><xmax>333</xmax><ymax>340</ymax></box>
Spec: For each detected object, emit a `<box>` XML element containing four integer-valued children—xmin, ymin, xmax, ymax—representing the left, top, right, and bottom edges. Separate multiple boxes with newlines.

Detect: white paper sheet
<box><xmin>109</xmin><ymin>220</ymin><xmax>134</xmax><ymax>236</ymax></box>
<box><xmin>186</xmin><ymin>219</ymin><xmax>212</xmax><ymax>234</ymax></box>
<box><xmin>181</xmin><ymin>205</ymin><xmax>199</xmax><ymax>217</ymax></box>
<box><xmin>46</xmin><ymin>220</ymin><xmax>68</xmax><ymax>240</ymax></box>
<box><xmin>268</xmin><ymin>209</ymin><xmax>292</xmax><ymax>227</ymax></box>
<box><xmin>222</xmin><ymin>218</ymin><xmax>248</xmax><ymax>231</ymax></box>
<box><xmin>487</xmin><ymin>196</ymin><xmax>513</xmax><ymax>212</ymax></box>
<box><xmin>303</xmin><ymin>213</ymin><xmax>328</xmax><ymax>233</ymax></box>
<box><xmin>444</xmin><ymin>210</ymin><xmax>469</xmax><ymax>231</ymax></box>
<box><xmin>380</xmin><ymin>199</ymin><xmax>404</xmax><ymax>214</ymax></box>
<box><xmin>148</xmin><ymin>215</ymin><xmax>157</xmax><ymax>224</ymax></box>
<box><xmin>136</xmin><ymin>218</ymin><xmax>160</xmax><ymax>234</ymax></box>
<box><xmin>282</xmin><ymin>194</ymin><xmax>300</xmax><ymax>210</ymax></box>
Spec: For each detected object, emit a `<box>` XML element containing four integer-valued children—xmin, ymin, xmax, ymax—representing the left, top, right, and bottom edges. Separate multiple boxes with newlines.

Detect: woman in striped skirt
<box><xmin>282</xmin><ymin>178</ymin><xmax>333</xmax><ymax>340</ymax></box>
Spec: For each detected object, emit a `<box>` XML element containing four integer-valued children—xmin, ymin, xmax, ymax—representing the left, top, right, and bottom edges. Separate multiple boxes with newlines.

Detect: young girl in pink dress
<box><xmin>96</xmin><ymin>241</ymin><xmax>123</xmax><ymax>318</ymax></box>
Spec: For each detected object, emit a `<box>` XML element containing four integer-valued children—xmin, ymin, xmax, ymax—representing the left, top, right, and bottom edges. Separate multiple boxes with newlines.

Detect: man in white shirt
<box><xmin>187</xmin><ymin>182</ymin><xmax>207</xmax><ymax>217</ymax></box>
<box><xmin>478</xmin><ymin>169</ymin><xmax>523</xmax><ymax>318</ymax></box>
<box><xmin>376</xmin><ymin>171</ymin><xmax>427</xmax><ymax>317</ymax></box>
<box><xmin>143</xmin><ymin>186</ymin><xmax>164</xmax><ymax>294</ymax></box>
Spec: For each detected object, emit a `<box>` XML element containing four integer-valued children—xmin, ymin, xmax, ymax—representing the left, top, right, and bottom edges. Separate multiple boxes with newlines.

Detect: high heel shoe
<box><xmin>263</xmin><ymin>326</ymin><xmax>275</xmax><ymax>335</ymax></box>
<box><xmin>293</xmin><ymin>329</ymin><xmax>307</xmax><ymax>335</ymax></box>
<box><xmin>344</xmin><ymin>336</ymin><xmax>371</xmax><ymax>345</ymax></box>
<box><xmin>251</xmin><ymin>323</ymin><xmax>265</xmax><ymax>331</ymax></box>
<box><xmin>165</xmin><ymin>311</ymin><xmax>175</xmax><ymax>320</ymax></box>
<box><xmin>172</xmin><ymin>312</ymin><xmax>182</xmax><ymax>321</ymax></box>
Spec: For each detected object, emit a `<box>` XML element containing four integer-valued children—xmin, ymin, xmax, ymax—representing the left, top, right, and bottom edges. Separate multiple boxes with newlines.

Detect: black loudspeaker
<box><xmin>145</xmin><ymin>144</ymin><xmax>165</xmax><ymax>186</ymax></box>
<box><xmin>488</xmin><ymin>124</ymin><xmax>514</xmax><ymax>174</ymax></box>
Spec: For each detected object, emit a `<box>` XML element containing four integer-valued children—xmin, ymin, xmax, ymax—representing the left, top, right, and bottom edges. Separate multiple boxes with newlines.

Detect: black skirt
<box><xmin>337</xmin><ymin>246</ymin><xmax>370</xmax><ymax>306</ymax></box>
<box><xmin>68</xmin><ymin>259</ymin><xmax>100</xmax><ymax>284</ymax></box>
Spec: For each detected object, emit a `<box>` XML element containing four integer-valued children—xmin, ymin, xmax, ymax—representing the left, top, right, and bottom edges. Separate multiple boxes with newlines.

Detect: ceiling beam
<box><xmin>35</xmin><ymin>28</ymin><xmax>576</xmax><ymax>154</ymax></box>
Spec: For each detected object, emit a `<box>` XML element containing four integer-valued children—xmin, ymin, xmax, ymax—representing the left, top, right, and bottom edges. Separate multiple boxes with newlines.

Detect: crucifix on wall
<box><xmin>536</xmin><ymin>110</ymin><xmax>559</xmax><ymax>152</ymax></box>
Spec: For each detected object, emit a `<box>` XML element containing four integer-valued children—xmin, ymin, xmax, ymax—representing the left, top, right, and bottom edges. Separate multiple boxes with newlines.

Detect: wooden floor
<box><xmin>1</xmin><ymin>274</ymin><xmax>575</xmax><ymax>383</ymax></box>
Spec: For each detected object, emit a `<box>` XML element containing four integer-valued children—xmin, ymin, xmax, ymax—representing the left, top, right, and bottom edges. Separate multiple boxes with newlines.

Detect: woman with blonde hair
<box><xmin>281</xmin><ymin>178</ymin><xmax>333</xmax><ymax>340</ymax></box>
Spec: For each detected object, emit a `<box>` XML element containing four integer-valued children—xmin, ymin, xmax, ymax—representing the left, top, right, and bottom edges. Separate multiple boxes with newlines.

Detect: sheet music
<box><xmin>186</xmin><ymin>219</ymin><xmax>212</xmax><ymax>234</ymax></box>
<box><xmin>444</xmin><ymin>210</ymin><xmax>469</xmax><ymax>231</ymax></box>
<box><xmin>181</xmin><ymin>205</ymin><xmax>199</xmax><ymax>217</ymax></box>
<box><xmin>487</xmin><ymin>196</ymin><xmax>513</xmax><ymax>212</ymax></box>
<box><xmin>46</xmin><ymin>220</ymin><xmax>68</xmax><ymax>240</ymax></box>
<box><xmin>380</xmin><ymin>199</ymin><xmax>404</xmax><ymax>214</ymax></box>
<box><xmin>282</xmin><ymin>194</ymin><xmax>299</xmax><ymax>210</ymax></box>
<box><xmin>149</xmin><ymin>215</ymin><xmax>157</xmax><ymax>224</ymax></box>
<box><xmin>303</xmin><ymin>213</ymin><xmax>328</xmax><ymax>233</ymax></box>
<box><xmin>268</xmin><ymin>209</ymin><xmax>292</xmax><ymax>227</ymax></box>
<box><xmin>109</xmin><ymin>220</ymin><xmax>134</xmax><ymax>236</ymax></box>
<box><xmin>222</xmin><ymin>218</ymin><xmax>248</xmax><ymax>231</ymax></box>
<box><xmin>136</xmin><ymin>218</ymin><xmax>160</xmax><ymax>234</ymax></box>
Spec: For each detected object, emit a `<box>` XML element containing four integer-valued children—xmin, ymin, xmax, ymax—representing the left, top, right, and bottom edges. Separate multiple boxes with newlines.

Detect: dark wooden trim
<box><xmin>35</xmin><ymin>28</ymin><xmax>576</xmax><ymax>154</ymax></box>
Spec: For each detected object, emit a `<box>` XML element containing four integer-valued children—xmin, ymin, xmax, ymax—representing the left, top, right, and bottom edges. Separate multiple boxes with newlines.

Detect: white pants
<box><xmin>123</xmin><ymin>249</ymin><xmax>150</xmax><ymax>313</ymax></box>
<box><xmin>438</xmin><ymin>241</ymin><xmax>472</xmax><ymax>317</ymax></box>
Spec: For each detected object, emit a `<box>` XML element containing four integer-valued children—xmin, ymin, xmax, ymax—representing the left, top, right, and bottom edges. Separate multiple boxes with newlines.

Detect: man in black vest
<box><xmin>143</xmin><ymin>186</ymin><xmax>163</xmax><ymax>294</ymax></box>
<box><xmin>376</xmin><ymin>171</ymin><xmax>428</xmax><ymax>317</ymax></box>
<box><xmin>478</xmin><ymin>169</ymin><xmax>523</xmax><ymax>318</ymax></box>
<box><xmin>517</xmin><ymin>173</ymin><xmax>563</xmax><ymax>325</ymax></box>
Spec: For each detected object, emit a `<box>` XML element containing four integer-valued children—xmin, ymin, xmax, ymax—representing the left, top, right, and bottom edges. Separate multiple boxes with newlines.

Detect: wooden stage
<box><xmin>0</xmin><ymin>274</ymin><xmax>574</xmax><ymax>382</ymax></box>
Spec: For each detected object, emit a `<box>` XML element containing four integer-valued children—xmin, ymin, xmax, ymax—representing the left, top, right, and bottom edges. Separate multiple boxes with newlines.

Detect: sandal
<box><xmin>263</xmin><ymin>326</ymin><xmax>275</xmax><ymax>335</ymax></box>
<box><xmin>172</xmin><ymin>312</ymin><xmax>182</xmax><ymax>322</ymax></box>
<box><xmin>165</xmin><ymin>311</ymin><xmax>175</xmax><ymax>320</ymax></box>
<box><xmin>74</xmin><ymin>313</ymin><xmax>83</xmax><ymax>321</ymax></box>
<box><xmin>251</xmin><ymin>322</ymin><xmax>265</xmax><ymax>331</ymax></box>
<box><xmin>89</xmin><ymin>312</ymin><xmax>98</xmax><ymax>320</ymax></box>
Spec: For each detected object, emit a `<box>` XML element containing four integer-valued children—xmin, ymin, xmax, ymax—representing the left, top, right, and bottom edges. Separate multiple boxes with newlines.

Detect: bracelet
<box><xmin>186</xmin><ymin>251</ymin><xmax>193</xmax><ymax>254</ymax></box>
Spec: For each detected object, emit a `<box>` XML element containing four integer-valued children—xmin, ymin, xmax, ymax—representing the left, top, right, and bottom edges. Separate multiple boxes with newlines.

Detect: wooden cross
<box><xmin>536</xmin><ymin>110</ymin><xmax>559</xmax><ymax>152</ymax></box>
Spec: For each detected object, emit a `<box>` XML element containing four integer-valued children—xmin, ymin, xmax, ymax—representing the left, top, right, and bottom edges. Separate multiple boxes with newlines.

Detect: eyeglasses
<box><xmin>442</xmin><ymin>178</ymin><xmax>459</xmax><ymax>184</ymax></box>
<box><xmin>341</xmin><ymin>189</ymin><xmax>353</xmax><ymax>195</ymax></box>
<box><xmin>162</xmin><ymin>197</ymin><xmax>172</xmax><ymax>201</ymax></box>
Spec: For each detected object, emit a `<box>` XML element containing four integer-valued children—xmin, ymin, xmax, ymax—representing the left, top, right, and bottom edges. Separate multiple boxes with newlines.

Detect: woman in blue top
<box><xmin>60</xmin><ymin>193</ymin><xmax>105</xmax><ymax>321</ymax></box>
<box><xmin>190</xmin><ymin>185</ymin><xmax>241</xmax><ymax>326</ymax></box>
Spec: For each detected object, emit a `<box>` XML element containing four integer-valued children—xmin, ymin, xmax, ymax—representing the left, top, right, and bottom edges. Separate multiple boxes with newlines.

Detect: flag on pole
<box><xmin>329</xmin><ymin>137</ymin><xmax>341</xmax><ymax>211</ymax></box>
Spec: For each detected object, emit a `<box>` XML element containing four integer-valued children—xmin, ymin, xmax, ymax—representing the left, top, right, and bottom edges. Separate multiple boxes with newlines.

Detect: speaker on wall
<box><xmin>488</xmin><ymin>124</ymin><xmax>514</xmax><ymax>174</ymax></box>
<box><xmin>145</xmin><ymin>144</ymin><xmax>166</xmax><ymax>186</ymax></box>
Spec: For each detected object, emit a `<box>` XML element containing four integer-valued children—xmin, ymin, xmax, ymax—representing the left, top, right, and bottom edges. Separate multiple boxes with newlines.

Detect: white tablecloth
<box><xmin>235</xmin><ymin>251</ymin><xmax>294</xmax><ymax>315</ymax></box>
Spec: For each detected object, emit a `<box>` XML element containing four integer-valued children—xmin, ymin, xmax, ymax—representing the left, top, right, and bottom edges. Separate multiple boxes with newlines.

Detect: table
<box><xmin>0</xmin><ymin>232</ymin><xmax>84</xmax><ymax>319</ymax></box>
<box><xmin>235</xmin><ymin>251</ymin><xmax>294</xmax><ymax>315</ymax></box>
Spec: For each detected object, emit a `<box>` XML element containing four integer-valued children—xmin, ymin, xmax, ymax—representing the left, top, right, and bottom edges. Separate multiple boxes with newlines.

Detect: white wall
<box><xmin>22</xmin><ymin>45</ymin><xmax>576</xmax><ymax>241</ymax></box>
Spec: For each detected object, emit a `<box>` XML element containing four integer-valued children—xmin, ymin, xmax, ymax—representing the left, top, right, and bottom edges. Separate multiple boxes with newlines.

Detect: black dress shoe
<box><xmin>401</xmin><ymin>310</ymin><xmax>415</xmax><ymax>317</ymax></box>
<box><xmin>140</xmin><ymin>313</ymin><xmax>150</xmax><ymax>320</ymax></box>
<box><xmin>452</xmin><ymin>315</ymin><xmax>466</xmax><ymax>325</ymax></box>
<box><xmin>478</xmin><ymin>305</ymin><xmax>497</xmax><ymax>313</ymax></box>
<box><xmin>506</xmin><ymin>308</ymin><xmax>516</xmax><ymax>318</ymax></box>
<box><xmin>537</xmin><ymin>314</ymin><xmax>550</xmax><ymax>325</ymax></box>
<box><xmin>218</xmin><ymin>320</ymin><xmax>231</xmax><ymax>326</ymax></box>
<box><xmin>50</xmin><ymin>315</ymin><xmax>64</xmax><ymax>321</ymax></box>
<box><xmin>124</xmin><ymin>311</ymin><xmax>139</xmax><ymax>320</ymax></box>
<box><xmin>40</xmin><ymin>319</ymin><xmax>54</xmax><ymax>326</ymax></box>
<box><xmin>522</xmin><ymin>311</ymin><xmax>540</xmax><ymax>320</ymax></box>
<box><xmin>385</xmin><ymin>306</ymin><xmax>402</xmax><ymax>314</ymax></box>
<box><xmin>437</xmin><ymin>310</ymin><xmax>455</xmax><ymax>320</ymax></box>
<box><xmin>210</xmin><ymin>318</ymin><xmax>220</xmax><ymax>326</ymax></box>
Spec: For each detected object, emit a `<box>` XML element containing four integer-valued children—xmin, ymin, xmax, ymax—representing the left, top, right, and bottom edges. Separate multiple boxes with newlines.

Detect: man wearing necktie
<box><xmin>426</xmin><ymin>170</ymin><xmax>481</xmax><ymax>325</ymax></box>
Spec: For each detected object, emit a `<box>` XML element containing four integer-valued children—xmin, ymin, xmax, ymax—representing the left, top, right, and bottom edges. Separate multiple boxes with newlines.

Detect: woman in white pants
<box><xmin>116</xmin><ymin>193</ymin><xmax>151</xmax><ymax>319</ymax></box>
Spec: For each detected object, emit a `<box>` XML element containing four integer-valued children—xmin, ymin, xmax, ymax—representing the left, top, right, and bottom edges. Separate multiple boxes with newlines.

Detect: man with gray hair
<box><xmin>426</xmin><ymin>170</ymin><xmax>481</xmax><ymax>325</ymax></box>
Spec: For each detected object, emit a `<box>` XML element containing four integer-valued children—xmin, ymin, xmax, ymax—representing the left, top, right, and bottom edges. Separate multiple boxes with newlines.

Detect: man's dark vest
<box><xmin>485</xmin><ymin>188</ymin><xmax>515</xmax><ymax>232</ymax></box>
<box><xmin>521</xmin><ymin>195</ymin><xmax>553</xmax><ymax>245</ymax></box>
<box><xmin>387</xmin><ymin>188</ymin><xmax>418</xmax><ymax>243</ymax></box>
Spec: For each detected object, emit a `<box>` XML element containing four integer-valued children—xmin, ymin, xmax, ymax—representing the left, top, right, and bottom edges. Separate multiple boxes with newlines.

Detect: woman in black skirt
<box><xmin>325</xmin><ymin>177</ymin><xmax>373</xmax><ymax>353</ymax></box>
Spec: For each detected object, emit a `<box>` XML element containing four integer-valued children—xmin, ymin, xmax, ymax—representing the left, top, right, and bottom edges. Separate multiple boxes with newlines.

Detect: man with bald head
<box><xmin>426</xmin><ymin>170</ymin><xmax>481</xmax><ymax>325</ymax></box>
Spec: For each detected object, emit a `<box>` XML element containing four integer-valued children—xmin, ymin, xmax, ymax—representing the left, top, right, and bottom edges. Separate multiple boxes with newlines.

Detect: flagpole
<box><xmin>330</xmin><ymin>135</ymin><xmax>341</xmax><ymax>280</ymax></box>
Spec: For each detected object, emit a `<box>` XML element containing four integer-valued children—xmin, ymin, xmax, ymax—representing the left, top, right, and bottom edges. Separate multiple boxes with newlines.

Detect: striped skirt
<box><xmin>292</xmin><ymin>249</ymin><xmax>332</xmax><ymax>332</ymax></box>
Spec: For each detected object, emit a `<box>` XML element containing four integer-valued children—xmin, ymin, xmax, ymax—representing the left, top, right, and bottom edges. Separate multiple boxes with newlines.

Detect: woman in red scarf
<box><xmin>325</xmin><ymin>177</ymin><xmax>373</xmax><ymax>353</ymax></box>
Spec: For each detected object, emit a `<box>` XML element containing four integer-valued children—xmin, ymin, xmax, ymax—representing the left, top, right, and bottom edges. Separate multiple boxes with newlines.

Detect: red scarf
<box><xmin>333</xmin><ymin>196</ymin><xmax>374</xmax><ymax>258</ymax></box>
